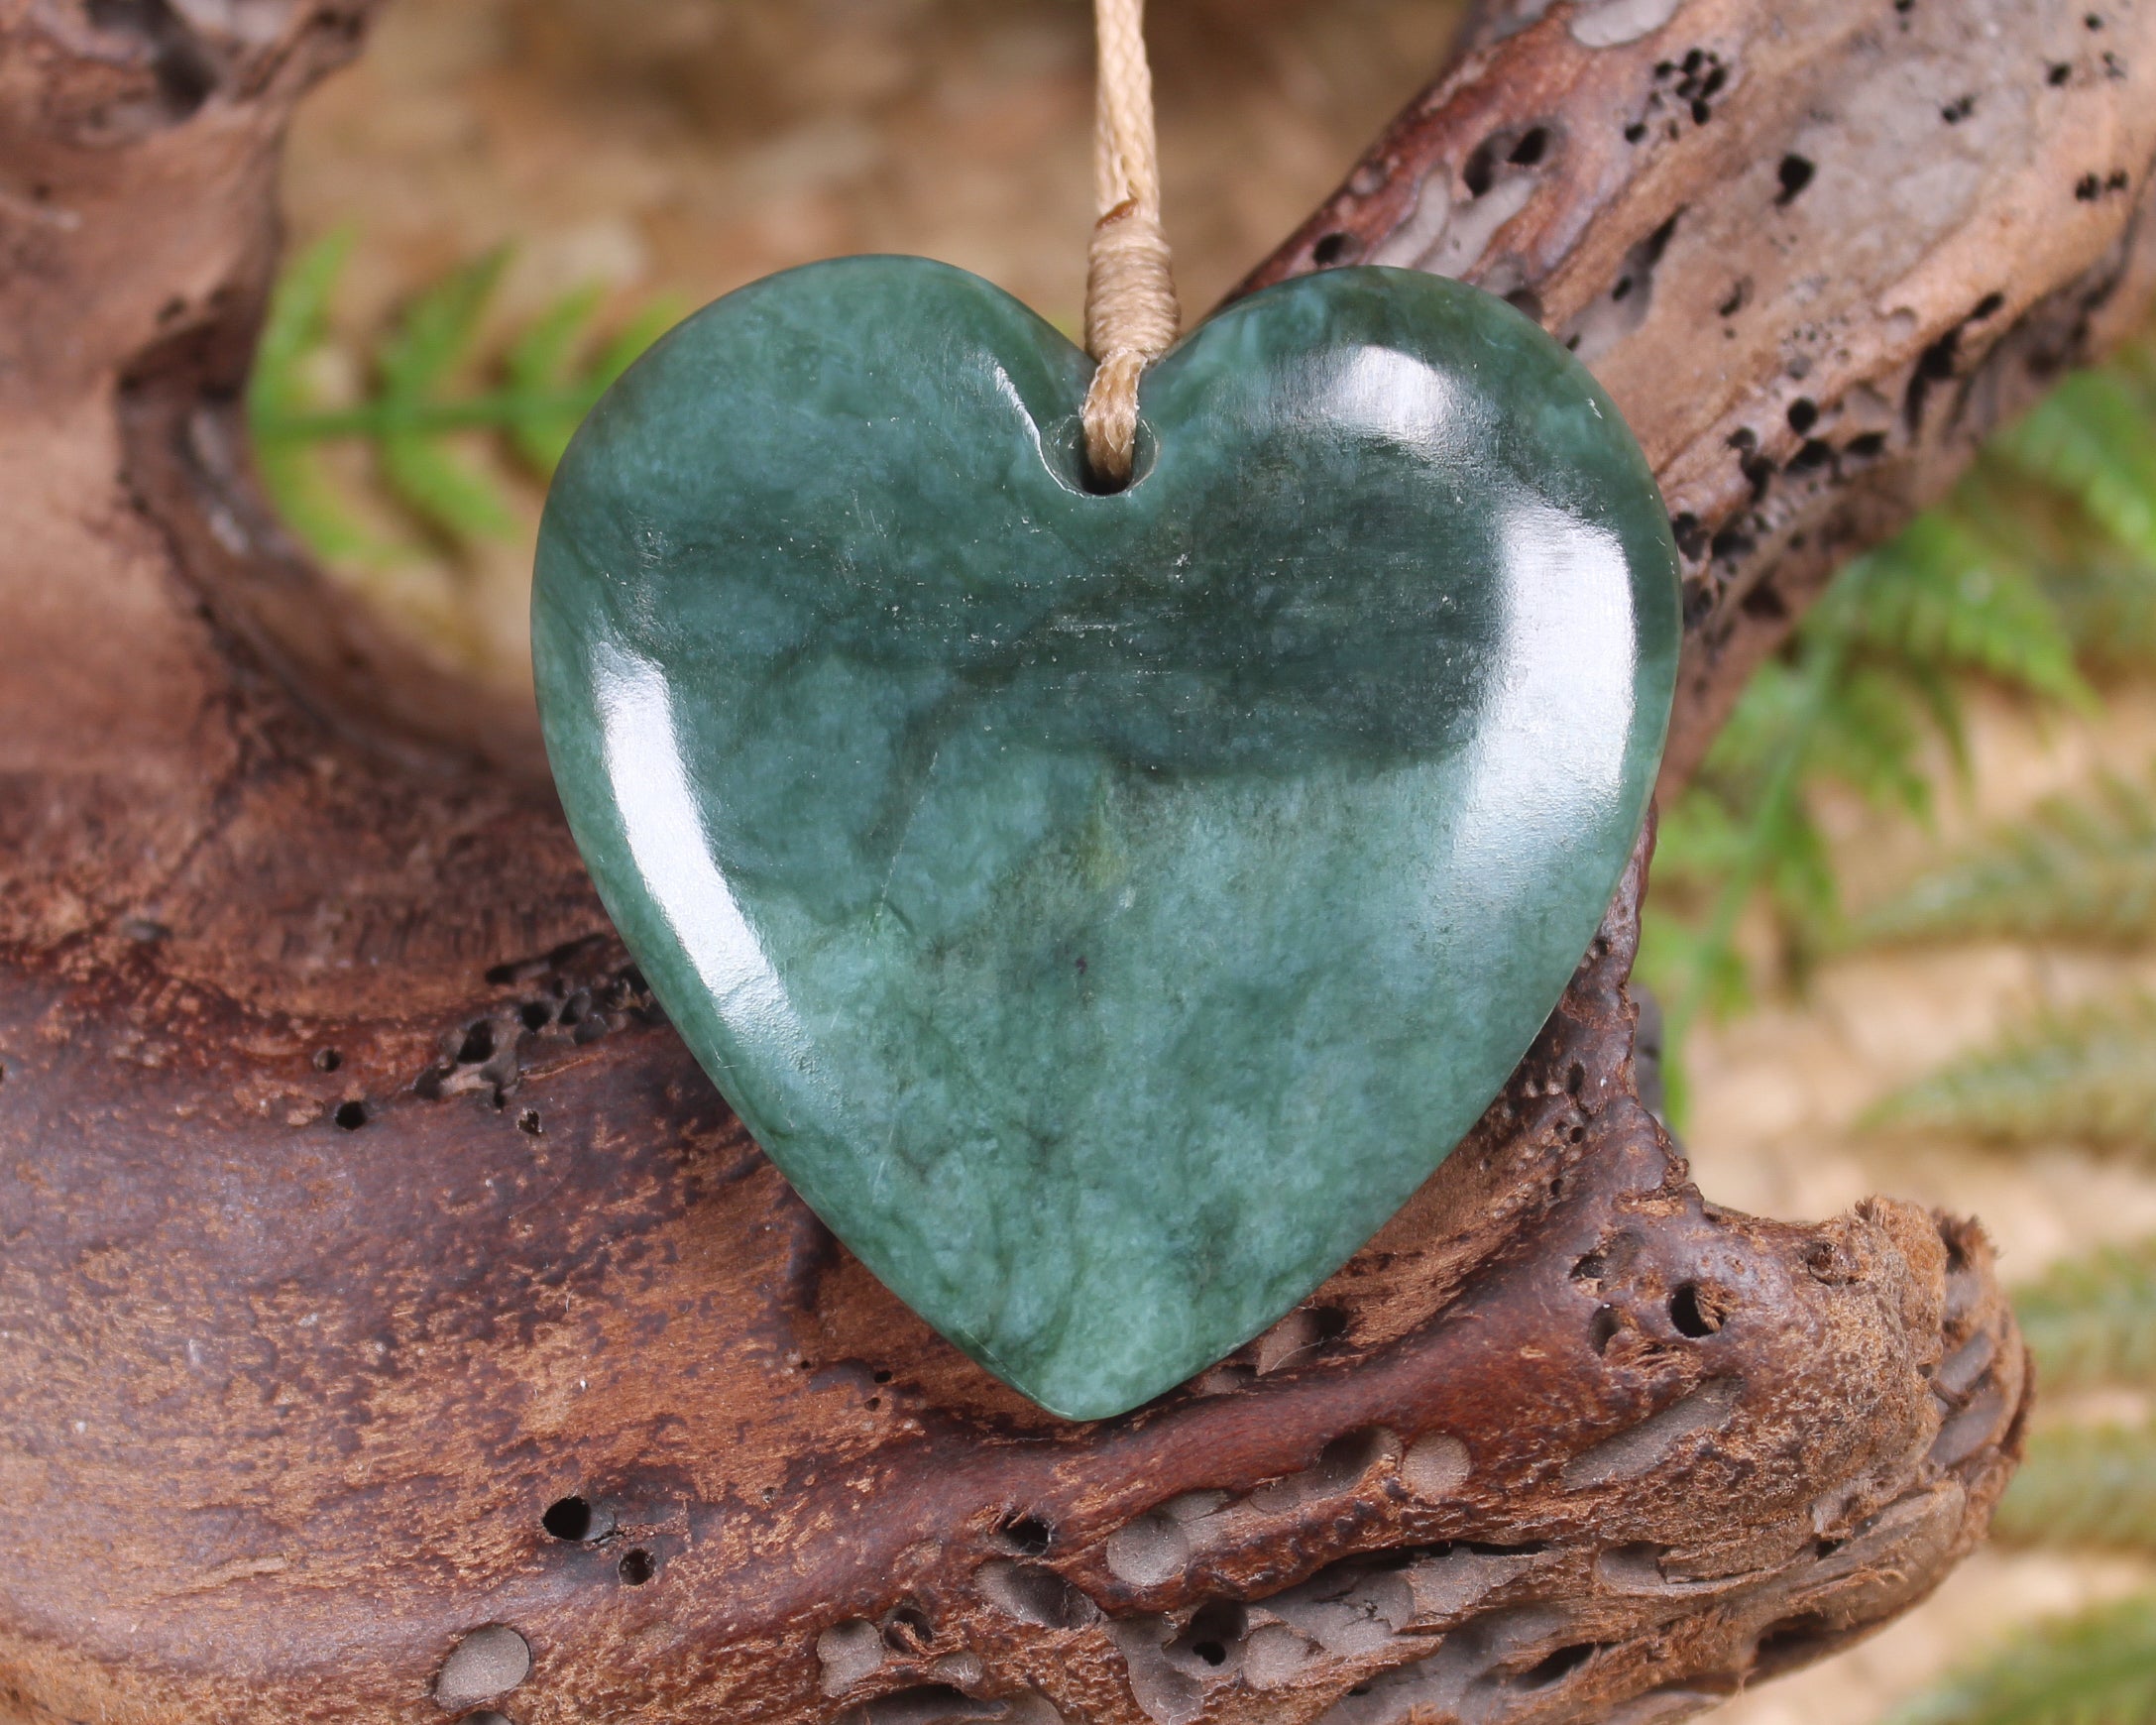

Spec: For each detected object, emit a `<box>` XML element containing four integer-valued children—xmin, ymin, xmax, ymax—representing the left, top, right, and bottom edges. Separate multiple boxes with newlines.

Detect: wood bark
<box><xmin>1</xmin><ymin>0</ymin><xmax>2141</xmax><ymax>1721</ymax></box>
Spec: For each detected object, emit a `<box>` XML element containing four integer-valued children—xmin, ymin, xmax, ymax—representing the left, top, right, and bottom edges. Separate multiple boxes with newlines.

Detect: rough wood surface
<box><xmin>2</xmin><ymin>0</ymin><xmax>2142</xmax><ymax>1721</ymax></box>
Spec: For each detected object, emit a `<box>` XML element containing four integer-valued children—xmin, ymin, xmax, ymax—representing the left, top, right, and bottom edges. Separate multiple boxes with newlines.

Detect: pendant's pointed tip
<box><xmin>989</xmin><ymin>1357</ymin><xmax>1190</xmax><ymax>1425</ymax></box>
<box><xmin>1013</xmin><ymin>1385</ymin><xmax>1153</xmax><ymax>1425</ymax></box>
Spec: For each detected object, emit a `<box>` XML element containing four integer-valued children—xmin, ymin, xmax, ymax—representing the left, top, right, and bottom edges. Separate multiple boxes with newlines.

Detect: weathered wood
<box><xmin>3</xmin><ymin>0</ymin><xmax>2133</xmax><ymax>1720</ymax></box>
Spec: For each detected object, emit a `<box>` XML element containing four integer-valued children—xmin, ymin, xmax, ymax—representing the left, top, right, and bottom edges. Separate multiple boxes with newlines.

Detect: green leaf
<box><xmin>1691</xmin><ymin>636</ymin><xmax>1827</xmax><ymax>790</ymax></box>
<box><xmin>1996</xmin><ymin>1424</ymin><xmax>2156</xmax><ymax>1552</ymax></box>
<box><xmin>1856</xmin><ymin>509</ymin><xmax>2093</xmax><ymax>708</ymax></box>
<box><xmin>245</xmin><ymin>231</ymin><xmax>683</xmax><ymax>572</ymax></box>
<box><xmin>1640</xmin><ymin>562</ymin><xmax>1870</xmax><ymax>1111</ymax></box>
<box><xmin>1644</xmin><ymin>789</ymin><xmax>1754</xmax><ymax>898</ymax></box>
<box><xmin>503</xmin><ymin>283</ymin><xmax>605</xmax><ymax>475</ymax></box>
<box><xmin>2015</xmin><ymin>1240</ymin><xmax>2156</xmax><ymax>1389</ymax></box>
<box><xmin>377</xmin><ymin>247</ymin><xmax>511</xmax><ymax>403</ymax></box>
<box><xmin>504</xmin><ymin>290</ymin><xmax>682</xmax><ymax>476</ymax></box>
<box><xmin>1866</xmin><ymin>993</ymin><xmax>2156</xmax><ymax>1151</ymax></box>
<box><xmin>1887</xmin><ymin>1593</ymin><xmax>2156</xmax><ymax>1725</ymax></box>
<box><xmin>1645</xmin><ymin>347</ymin><xmax>2146</xmax><ymax>1080</ymax></box>
<box><xmin>1857</xmin><ymin>770</ymin><xmax>2156</xmax><ymax>949</ymax></box>
<box><xmin>2044</xmin><ymin>557</ymin><xmax>2156</xmax><ymax>673</ymax></box>
<box><xmin>248</xmin><ymin>226</ymin><xmax>354</xmax><ymax>421</ymax></box>
<box><xmin>246</xmin><ymin>227</ymin><xmax>415</xmax><ymax>568</ymax></box>
<box><xmin>1954</xmin><ymin>439</ymin><xmax>2156</xmax><ymax>672</ymax></box>
<box><xmin>1814</xmin><ymin>660</ymin><xmax>1934</xmax><ymax>819</ymax></box>
<box><xmin>373</xmin><ymin>248</ymin><xmax>520</xmax><ymax>544</ymax></box>
<box><xmin>1995</xmin><ymin>369</ymin><xmax>2156</xmax><ymax>570</ymax></box>
<box><xmin>253</xmin><ymin>442</ymin><xmax>411</xmax><ymax>569</ymax></box>
<box><xmin>1634</xmin><ymin>904</ymin><xmax>1751</xmax><ymax>1027</ymax></box>
<box><xmin>506</xmin><ymin>283</ymin><xmax>605</xmax><ymax>389</ymax></box>
<box><xmin>379</xmin><ymin>430</ymin><xmax>521</xmax><ymax>545</ymax></box>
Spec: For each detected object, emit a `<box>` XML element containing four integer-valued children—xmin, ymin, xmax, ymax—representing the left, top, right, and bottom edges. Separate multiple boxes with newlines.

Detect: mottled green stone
<box><xmin>532</xmin><ymin>257</ymin><xmax>1678</xmax><ymax>1420</ymax></box>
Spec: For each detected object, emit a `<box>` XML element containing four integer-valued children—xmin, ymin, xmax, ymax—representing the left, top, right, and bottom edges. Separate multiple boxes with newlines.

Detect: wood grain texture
<box><xmin>2</xmin><ymin>0</ymin><xmax>2136</xmax><ymax>1720</ymax></box>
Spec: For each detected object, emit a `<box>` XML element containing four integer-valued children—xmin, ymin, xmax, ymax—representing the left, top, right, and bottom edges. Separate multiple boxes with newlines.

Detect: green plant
<box><xmin>1638</xmin><ymin>502</ymin><xmax>2099</xmax><ymax>1115</ymax></box>
<box><xmin>1886</xmin><ymin>1284</ymin><xmax>2156</xmax><ymax>1719</ymax></box>
<box><xmin>1652</xmin><ymin>346</ymin><xmax>2156</xmax><ymax>1721</ymax></box>
<box><xmin>1640</xmin><ymin>361</ymin><xmax>2156</xmax><ymax>1116</ymax></box>
<box><xmin>1886</xmin><ymin>1593</ymin><xmax>2156</xmax><ymax>1725</ymax></box>
<box><xmin>1865</xmin><ymin>993</ymin><xmax>2156</xmax><ymax>1154</ymax></box>
<box><xmin>246</xmin><ymin>228</ymin><xmax>681</xmax><ymax>568</ymax></box>
<box><xmin>1999</xmin><ymin>1238</ymin><xmax>2156</xmax><ymax>1556</ymax></box>
<box><xmin>1830</xmin><ymin>398</ymin><xmax>2156</xmax><ymax>1725</ymax></box>
<box><xmin>1889</xmin><ymin>1232</ymin><xmax>2156</xmax><ymax>1720</ymax></box>
<box><xmin>1855</xmin><ymin>768</ymin><xmax>2156</xmax><ymax>949</ymax></box>
<box><xmin>1992</xmin><ymin>1422</ymin><xmax>2156</xmax><ymax>1552</ymax></box>
<box><xmin>2015</xmin><ymin>1240</ymin><xmax>2156</xmax><ymax>1388</ymax></box>
<box><xmin>1851</xmin><ymin>744</ymin><xmax>2156</xmax><ymax>1716</ymax></box>
<box><xmin>1850</xmin><ymin>754</ymin><xmax>2156</xmax><ymax>1159</ymax></box>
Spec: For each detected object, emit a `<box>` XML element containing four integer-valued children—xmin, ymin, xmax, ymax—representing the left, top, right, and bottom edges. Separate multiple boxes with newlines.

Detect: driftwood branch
<box><xmin>2</xmin><ymin>0</ymin><xmax>2142</xmax><ymax>1721</ymax></box>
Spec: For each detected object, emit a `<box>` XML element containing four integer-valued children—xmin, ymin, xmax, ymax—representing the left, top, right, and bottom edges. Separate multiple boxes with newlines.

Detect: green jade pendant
<box><xmin>533</xmin><ymin>258</ymin><xmax>1679</xmax><ymax>1420</ymax></box>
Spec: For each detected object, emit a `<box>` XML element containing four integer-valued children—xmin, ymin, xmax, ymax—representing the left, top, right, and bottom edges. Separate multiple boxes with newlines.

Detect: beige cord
<box><xmin>1081</xmin><ymin>0</ymin><xmax>1180</xmax><ymax>488</ymax></box>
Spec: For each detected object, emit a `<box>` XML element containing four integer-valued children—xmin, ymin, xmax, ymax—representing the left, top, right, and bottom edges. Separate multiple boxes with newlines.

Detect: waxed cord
<box><xmin>1081</xmin><ymin>0</ymin><xmax>1180</xmax><ymax>488</ymax></box>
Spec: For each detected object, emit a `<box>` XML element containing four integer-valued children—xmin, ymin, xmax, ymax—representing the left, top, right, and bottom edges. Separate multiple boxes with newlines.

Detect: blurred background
<box><xmin>266</xmin><ymin>4</ymin><xmax>2156</xmax><ymax>1719</ymax></box>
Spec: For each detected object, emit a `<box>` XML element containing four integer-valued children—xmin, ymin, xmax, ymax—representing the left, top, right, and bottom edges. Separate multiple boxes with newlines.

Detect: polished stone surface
<box><xmin>533</xmin><ymin>257</ymin><xmax>1678</xmax><ymax>1419</ymax></box>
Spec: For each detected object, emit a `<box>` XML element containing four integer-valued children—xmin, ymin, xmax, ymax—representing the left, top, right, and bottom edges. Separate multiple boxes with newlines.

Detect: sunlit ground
<box><xmin>281</xmin><ymin>4</ymin><xmax>2156</xmax><ymax>1717</ymax></box>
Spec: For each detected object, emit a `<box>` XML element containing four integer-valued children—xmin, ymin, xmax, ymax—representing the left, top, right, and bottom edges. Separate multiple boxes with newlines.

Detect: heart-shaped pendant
<box><xmin>533</xmin><ymin>257</ymin><xmax>1678</xmax><ymax>1419</ymax></box>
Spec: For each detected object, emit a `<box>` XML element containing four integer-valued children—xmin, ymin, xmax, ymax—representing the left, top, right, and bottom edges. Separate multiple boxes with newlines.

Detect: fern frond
<box><xmin>503</xmin><ymin>283</ymin><xmax>605</xmax><ymax>474</ymax></box>
<box><xmin>251</xmin><ymin>441</ymin><xmax>412</xmax><ymax>569</ymax></box>
<box><xmin>1995</xmin><ymin>1424</ymin><xmax>2156</xmax><ymax>1552</ymax></box>
<box><xmin>1813</xmin><ymin>660</ymin><xmax>1936</xmax><ymax>818</ymax></box>
<box><xmin>1857</xmin><ymin>770</ymin><xmax>2156</xmax><ymax>948</ymax></box>
<box><xmin>1641</xmin><ymin>789</ymin><xmax>1753</xmax><ymax>896</ymax></box>
<box><xmin>1898</xmin><ymin>653</ymin><xmax>1975</xmax><ymax>779</ymax></box>
<box><xmin>1994</xmin><ymin>369</ymin><xmax>2156</xmax><ymax>569</ymax></box>
<box><xmin>1953</xmin><ymin>437</ymin><xmax>2156</xmax><ymax>672</ymax></box>
<box><xmin>375</xmin><ymin>248</ymin><xmax>520</xmax><ymax>543</ymax></box>
<box><xmin>1634</xmin><ymin>906</ymin><xmax>1751</xmax><ymax>1028</ymax></box>
<box><xmin>1645</xmin><ymin>582</ymin><xmax>1862</xmax><ymax>1113</ymax></box>
<box><xmin>2045</xmin><ymin>558</ymin><xmax>2156</xmax><ymax>672</ymax></box>
<box><xmin>1855</xmin><ymin>509</ymin><xmax>2094</xmax><ymax>707</ymax></box>
<box><xmin>247</xmin><ymin>232</ymin><xmax>685</xmax><ymax>574</ymax></box>
<box><xmin>1759</xmin><ymin>793</ymin><xmax>1838</xmax><ymax>948</ymax></box>
<box><xmin>1640</xmin><ymin>568</ymin><xmax>1888</xmax><ymax>1119</ymax></box>
<box><xmin>2015</xmin><ymin>1240</ymin><xmax>2156</xmax><ymax>1388</ymax></box>
<box><xmin>1887</xmin><ymin>1592</ymin><xmax>2156</xmax><ymax>1725</ymax></box>
<box><xmin>249</xmin><ymin>227</ymin><xmax>352</xmax><ymax>416</ymax></box>
<box><xmin>505</xmin><ymin>283</ymin><xmax>604</xmax><ymax>383</ymax></box>
<box><xmin>502</xmin><ymin>288</ymin><xmax>682</xmax><ymax>476</ymax></box>
<box><xmin>378</xmin><ymin>433</ymin><xmax>520</xmax><ymax>543</ymax></box>
<box><xmin>375</xmin><ymin>246</ymin><xmax>511</xmax><ymax>402</ymax></box>
<box><xmin>1866</xmin><ymin>994</ymin><xmax>2156</xmax><ymax>1151</ymax></box>
<box><xmin>245</xmin><ymin>228</ymin><xmax>412</xmax><ymax>568</ymax></box>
